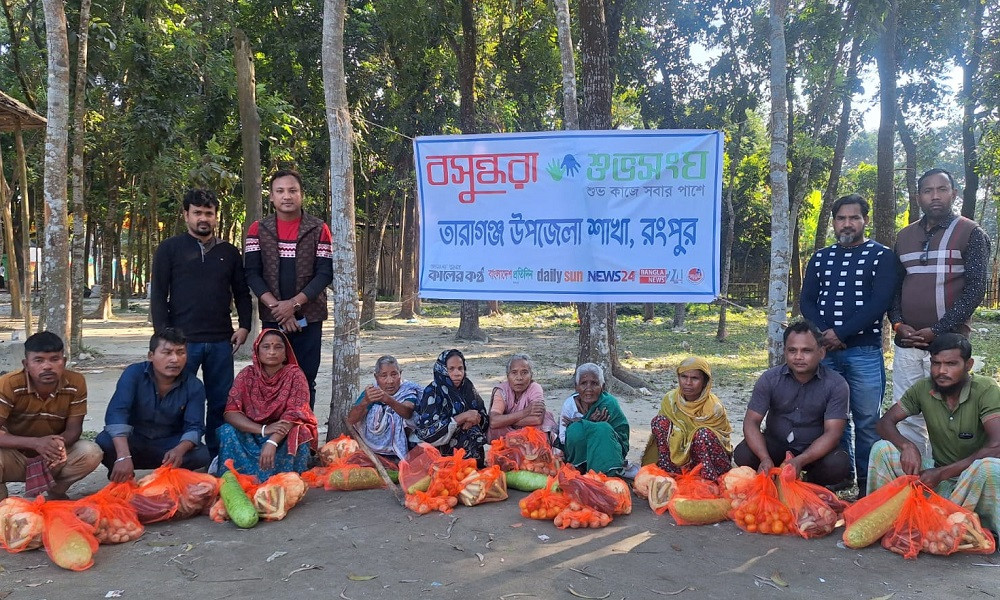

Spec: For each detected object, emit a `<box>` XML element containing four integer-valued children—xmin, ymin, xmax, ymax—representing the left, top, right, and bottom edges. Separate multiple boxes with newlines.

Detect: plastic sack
<box><xmin>519</xmin><ymin>480</ymin><xmax>570</xmax><ymax>519</ymax></box>
<box><xmin>882</xmin><ymin>483</ymin><xmax>996</xmax><ymax>558</ymax></box>
<box><xmin>843</xmin><ymin>475</ymin><xmax>917</xmax><ymax>549</ymax></box>
<box><xmin>399</xmin><ymin>443</ymin><xmax>442</xmax><ymax>494</ymax></box>
<box><xmin>317</xmin><ymin>435</ymin><xmax>360</xmax><ymax>466</ymax></box>
<box><xmin>458</xmin><ymin>466</ymin><xmax>508</xmax><ymax>506</ymax></box>
<box><xmin>584</xmin><ymin>471</ymin><xmax>632</xmax><ymax>516</ymax></box>
<box><xmin>76</xmin><ymin>483</ymin><xmax>145</xmax><ymax>544</ymax></box>
<box><xmin>487</xmin><ymin>427</ymin><xmax>561</xmax><ymax>475</ymax></box>
<box><xmin>557</xmin><ymin>464</ymin><xmax>616</xmax><ymax>516</ymax></box>
<box><xmin>324</xmin><ymin>464</ymin><xmax>383</xmax><ymax>491</ymax></box>
<box><xmin>253</xmin><ymin>473</ymin><xmax>308</xmax><ymax>521</ymax></box>
<box><xmin>135</xmin><ymin>465</ymin><xmax>220</xmax><ymax>520</ymax></box>
<box><xmin>0</xmin><ymin>496</ymin><xmax>44</xmax><ymax>552</ymax></box>
<box><xmin>775</xmin><ymin>464</ymin><xmax>846</xmax><ymax>539</ymax></box>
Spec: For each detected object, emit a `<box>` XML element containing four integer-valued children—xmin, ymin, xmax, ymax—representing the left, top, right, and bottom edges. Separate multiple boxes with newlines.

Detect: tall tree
<box><xmin>0</xmin><ymin>149</ymin><xmax>23</xmax><ymax>321</ymax></box>
<box><xmin>766</xmin><ymin>0</ymin><xmax>790</xmax><ymax>365</ymax></box>
<box><xmin>449</xmin><ymin>0</ymin><xmax>488</xmax><ymax>342</ymax></box>
<box><xmin>322</xmin><ymin>0</ymin><xmax>360</xmax><ymax>439</ymax></box>
<box><xmin>959</xmin><ymin>0</ymin><xmax>985</xmax><ymax>219</ymax></box>
<box><xmin>41</xmin><ymin>0</ymin><xmax>72</xmax><ymax>342</ymax></box>
<box><xmin>553</xmin><ymin>0</ymin><xmax>579</xmax><ymax>131</ymax></box>
<box><xmin>873</xmin><ymin>0</ymin><xmax>898</xmax><ymax>246</ymax></box>
<box><xmin>70</xmin><ymin>0</ymin><xmax>93</xmax><ymax>356</ymax></box>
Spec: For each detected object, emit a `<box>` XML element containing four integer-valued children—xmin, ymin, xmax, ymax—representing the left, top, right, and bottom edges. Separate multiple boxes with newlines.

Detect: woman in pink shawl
<box><xmin>488</xmin><ymin>354</ymin><xmax>557</xmax><ymax>443</ymax></box>
<box><xmin>217</xmin><ymin>329</ymin><xmax>318</xmax><ymax>479</ymax></box>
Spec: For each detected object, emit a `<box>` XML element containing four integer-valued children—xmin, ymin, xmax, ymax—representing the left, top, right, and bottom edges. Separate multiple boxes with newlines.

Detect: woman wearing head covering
<box><xmin>347</xmin><ymin>355</ymin><xmax>421</xmax><ymax>461</ymax></box>
<box><xmin>488</xmin><ymin>353</ymin><xmax>557</xmax><ymax>443</ymax></box>
<box><xmin>414</xmin><ymin>349</ymin><xmax>490</xmax><ymax>466</ymax></box>
<box><xmin>217</xmin><ymin>329</ymin><xmax>318</xmax><ymax>480</ymax></box>
<box><xmin>558</xmin><ymin>363</ymin><xmax>630</xmax><ymax>476</ymax></box>
<box><xmin>641</xmin><ymin>356</ymin><xmax>732</xmax><ymax>481</ymax></box>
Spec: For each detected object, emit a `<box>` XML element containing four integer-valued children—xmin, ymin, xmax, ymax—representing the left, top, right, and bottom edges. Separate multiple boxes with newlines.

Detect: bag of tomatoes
<box><xmin>519</xmin><ymin>479</ymin><xmax>570</xmax><ymax>520</ymax></box>
<box><xmin>728</xmin><ymin>470</ymin><xmax>795</xmax><ymax>536</ymax></box>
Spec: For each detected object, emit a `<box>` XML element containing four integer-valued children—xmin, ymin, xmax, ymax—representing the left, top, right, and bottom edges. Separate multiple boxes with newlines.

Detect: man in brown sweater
<box><xmin>889</xmin><ymin>168</ymin><xmax>991</xmax><ymax>457</ymax></box>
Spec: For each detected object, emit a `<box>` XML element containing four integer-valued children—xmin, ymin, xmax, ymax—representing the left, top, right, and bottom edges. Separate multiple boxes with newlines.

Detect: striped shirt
<box><xmin>0</xmin><ymin>369</ymin><xmax>88</xmax><ymax>438</ymax></box>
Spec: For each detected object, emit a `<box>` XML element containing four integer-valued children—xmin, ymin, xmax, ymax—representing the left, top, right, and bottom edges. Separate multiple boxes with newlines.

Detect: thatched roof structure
<box><xmin>0</xmin><ymin>89</ymin><xmax>45</xmax><ymax>131</ymax></box>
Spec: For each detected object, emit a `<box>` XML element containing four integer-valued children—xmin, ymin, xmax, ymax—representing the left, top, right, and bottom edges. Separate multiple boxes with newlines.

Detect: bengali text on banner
<box><xmin>414</xmin><ymin>130</ymin><xmax>722</xmax><ymax>302</ymax></box>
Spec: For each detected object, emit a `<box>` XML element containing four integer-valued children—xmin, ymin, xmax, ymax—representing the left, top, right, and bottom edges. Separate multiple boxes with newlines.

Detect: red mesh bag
<box><xmin>553</xmin><ymin>502</ymin><xmax>612</xmax><ymax>529</ymax></box>
<box><xmin>843</xmin><ymin>475</ymin><xmax>917</xmax><ymax>549</ymax></box>
<box><xmin>135</xmin><ymin>465</ymin><xmax>220</xmax><ymax>520</ymax></box>
<box><xmin>775</xmin><ymin>464</ymin><xmax>845</xmax><ymax>539</ymax></box>
<box><xmin>487</xmin><ymin>427</ymin><xmax>560</xmax><ymax>475</ymax></box>
<box><xmin>557</xmin><ymin>464</ymin><xmax>616</xmax><ymax>515</ymax></box>
<box><xmin>253</xmin><ymin>472</ymin><xmax>308</xmax><ymax>521</ymax></box>
<box><xmin>519</xmin><ymin>479</ymin><xmax>570</xmax><ymax>519</ymax></box>
<box><xmin>882</xmin><ymin>483</ymin><xmax>996</xmax><ymax>558</ymax></box>
<box><xmin>458</xmin><ymin>465</ymin><xmax>508</xmax><ymax>506</ymax></box>
<box><xmin>399</xmin><ymin>443</ymin><xmax>442</xmax><ymax>494</ymax></box>
<box><xmin>727</xmin><ymin>470</ymin><xmax>795</xmax><ymax>535</ymax></box>
<box><xmin>76</xmin><ymin>484</ymin><xmax>144</xmax><ymax>544</ymax></box>
<box><xmin>317</xmin><ymin>435</ymin><xmax>360</xmax><ymax>466</ymax></box>
<box><xmin>39</xmin><ymin>499</ymin><xmax>99</xmax><ymax>571</ymax></box>
<box><xmin>0</xmin><ymin>496</ymin><xmax>45</xmax><ymax>552</ymax></box>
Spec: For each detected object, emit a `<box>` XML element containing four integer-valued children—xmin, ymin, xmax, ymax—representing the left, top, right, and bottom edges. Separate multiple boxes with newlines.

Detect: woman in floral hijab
<box><xmin>413</xmin><ymin>349</ymin><xmax>490</xmax><ymax>466</ymax></box>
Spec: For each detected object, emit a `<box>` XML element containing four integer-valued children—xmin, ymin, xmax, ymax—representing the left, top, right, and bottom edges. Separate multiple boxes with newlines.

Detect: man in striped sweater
<box><xmin>889</xmin><ymin>168</ymin><xmax>991</xmax><ymax>459</ymax></box>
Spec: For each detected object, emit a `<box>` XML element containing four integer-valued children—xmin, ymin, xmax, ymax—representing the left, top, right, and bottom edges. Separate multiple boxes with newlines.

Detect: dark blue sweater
<box><xmin>800</xmin><ymin>239</ymin><xmax>897</xmax><ymax>348</ymax></box>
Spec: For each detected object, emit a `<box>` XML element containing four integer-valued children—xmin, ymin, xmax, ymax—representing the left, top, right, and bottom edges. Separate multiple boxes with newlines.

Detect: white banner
<box><xmin>414</xmin><ymin>130</ymin><xmax>722</xmax><ymax>302</ymax></box>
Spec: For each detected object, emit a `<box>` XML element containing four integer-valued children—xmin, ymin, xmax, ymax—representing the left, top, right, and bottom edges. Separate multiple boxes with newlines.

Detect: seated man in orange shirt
<box><xmin>0</xmin><ymin>332</ymin><xmax>103</xmax><ymax>499</ymax></box>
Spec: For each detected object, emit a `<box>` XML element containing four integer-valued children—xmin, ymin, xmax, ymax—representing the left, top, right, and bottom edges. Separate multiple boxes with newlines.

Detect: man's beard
<box><xmin>932</xmin><ymin>375</ymin><xmax>968</xmax><ymax>396</ymax></box>
<box><xmin>837</xmin><ymin>232</ymin><xmax>861</xmax><ymax>245</ymax></box>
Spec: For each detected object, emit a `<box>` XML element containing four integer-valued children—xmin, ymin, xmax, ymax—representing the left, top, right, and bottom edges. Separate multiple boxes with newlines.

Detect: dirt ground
<box><xmin>0</xmin><ymin>296</ymin><xmax>996</xmax><ymax>599</ymax></box>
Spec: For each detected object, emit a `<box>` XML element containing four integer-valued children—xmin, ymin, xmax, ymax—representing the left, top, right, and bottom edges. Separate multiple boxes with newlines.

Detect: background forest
<box><xmin>0</xmin><ymin>0</ymin><xmax>998</xmax><ymax>360</ymax></box>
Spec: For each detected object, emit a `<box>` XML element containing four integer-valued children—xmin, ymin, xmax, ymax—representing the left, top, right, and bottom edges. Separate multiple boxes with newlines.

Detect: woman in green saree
<box><xmin>558</xmin><ymin>362</ymin><xmax>630</xmax><ymax>476</ymax></box>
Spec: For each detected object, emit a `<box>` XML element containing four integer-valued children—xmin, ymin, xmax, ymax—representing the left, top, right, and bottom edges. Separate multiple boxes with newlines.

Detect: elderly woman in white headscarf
<box><xmin>346</xmin><ymin>355</ymin><xmax>421</xmax><ymax>461</ymax></box>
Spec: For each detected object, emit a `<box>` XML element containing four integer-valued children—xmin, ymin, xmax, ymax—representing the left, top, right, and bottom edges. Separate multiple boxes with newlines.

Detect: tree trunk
<box><xmin>322</xmin><ymin>0</ymin><xmax>361</xmax><ymax>440</ymax></box>
<box><xmin>41</xmin><ymin>0</ymin><xmax>72</xmax><ymax>343</ymax></box>
<box><xmin>873</xmin><ymin>0</ymin><xmax>898</xmax><ymax>247</ymax></box>
<box><xmin>397</xmin><ymin>184</ymin><xmax>418</xmax><ymax>319</ymax></box>
<box><xmin>94</xmin><ymin>164</ymin><xmax>119</xmax><ymax>320</ymax></box>
<box><xmin>0</xmin><ymin>149</ymin><xmax>24</xmax><ymax>321</ymax></box>
<box><xmin>643</xmin><ymin>303</ymin><xmax>654</xmax><ymax>322</ymax></box>
<box><xmin>486</xmin><ymin>300</ymin><xmax>502</xmax><ymax>316</ymax></box>
<box><xmin>897</xmin><ymin>107</ymin><xmax>919</xmax><ymax>224</ymax></box>
<box><xmin>766</xmin><ymin>0</ymin><xmax>791</xmax><ymax>366</ymax></box>
<box><xmin>813</xmin><ymin>33</ymin><xmax>861</xmax><ymax>254</ymax></box>
<box><xmin>959</xmin><ymin>0</ymin><xmax>984</xmax><ymax>219</ymax></box>
<box><xmin>0</xmin><ymin>0</ymin><xmax>38</xmax><ymax>110</ymax></box>
<box><xmin>234</xmin><ymin>27</ymin><xmax>263</xmax><ymax>358</ymax></box>
<box><xmin>717</xmin><ymin>120</ymin><xmax>746</xmax><ymax>341</ymax></box>
<box><xmin>553</xmin><ymin>0</ymin><xmax>580</xmax><ymax>130</ymax></box>
<box><xmin>453</xmin><ymin>0</ymin><xmax>487</xmax><ymax>342</ymax></box>
<box><xmin>790</xmin><ymin>220</ymin><xmax>802</xmax><ymax>317</ymax></box>
<box><xmin>70</xmin><ymin>0</ymin><xmax>92</xmax><ymax>356</ymax></box>
<box><xmin>360</xmin><ymin>195</ymin><xmax>394</xmax><ymax>329</ymax></box>
<box><xmin>16</xmin><ymin>126</ymin><xmax>32</xmax><ymax>334</ymax></box>
<box><xmin>117</xmin><ymin>216</ymin><xmax>128</xmax><ymax>310</ymax></box>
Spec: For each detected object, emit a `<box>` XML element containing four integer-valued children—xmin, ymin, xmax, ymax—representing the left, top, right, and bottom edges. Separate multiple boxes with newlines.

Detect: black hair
<box><xmin>928</xmin><ymin>333</ymin><xmax>972</xmax><ymax>361</ymax></box>
<box><xmin>182</xmin><ymin>188</ymin><xmax>219</xmax><ymax>212</ymax></box>
<box><xmin>831</xmin><ymin>193</ymin><xmax>869</xmax><ymax>218</ymax></box>
<box><xmin>268</xmin><ymin>169</ymin><xmax>303</xmax><ymax>192</ymax></box>
<box><xmin>149</xmin><ymin>328</ymin><xmax>187</xmax><ymax>352</ymax></box>
<box><xmin>24</xmin><ymin>331</ymin><xmax>64</xmax><ymax>355</ymax></box>
<box><xmin>917</xmin><ymin>168</ymin><xmax>957</xmax><ymax>192</ymax></box>
<box><xmin>782</xmin><ymin>320</ymin><xmax>822</xmax><ymax>345</ymax></box>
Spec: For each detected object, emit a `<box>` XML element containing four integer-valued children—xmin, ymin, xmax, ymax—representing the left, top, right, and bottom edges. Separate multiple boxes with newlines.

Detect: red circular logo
<box><xmin>687</xmin><ymin>268</ymin><xmax>704</xmax><ymax>283</ymax></box>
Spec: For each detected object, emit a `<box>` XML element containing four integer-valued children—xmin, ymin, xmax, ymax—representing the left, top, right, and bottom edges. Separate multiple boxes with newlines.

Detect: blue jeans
<box><xmin>822</xmin><ymin>345</ymin><xmax>886</xmax><ymax>488</ymax></box>
<box><xmin>184</xmin><ymin>340</ymin><xmax>234</xmax><ymax>457</ymax></box>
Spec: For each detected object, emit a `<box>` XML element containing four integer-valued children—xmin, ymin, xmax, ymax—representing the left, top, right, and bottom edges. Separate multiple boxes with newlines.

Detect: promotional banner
<box><xmin>414</xmin><ymin>130</ymin><xmax>722</xmax><ymax>302</ymax></box>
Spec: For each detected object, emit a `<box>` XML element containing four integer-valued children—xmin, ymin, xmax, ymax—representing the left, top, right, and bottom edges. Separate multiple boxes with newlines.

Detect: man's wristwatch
<box><xmin>293</xmin><ymin>302</ymin><xmax>302</xmax><ymax>311</ymax></box>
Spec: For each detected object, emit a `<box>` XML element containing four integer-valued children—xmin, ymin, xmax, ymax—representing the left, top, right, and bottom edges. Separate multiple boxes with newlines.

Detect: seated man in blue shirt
<box><xmin>96</xmin><ymin>329</ymin><xmax>211</xmax><ymax>481</ymax></box>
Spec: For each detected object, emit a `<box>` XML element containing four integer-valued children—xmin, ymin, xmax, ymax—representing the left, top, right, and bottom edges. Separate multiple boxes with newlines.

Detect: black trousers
<box><xmin>732</xmin><ymin>436</ymin><xmax>851</xmax><ymax>487</ymax></box>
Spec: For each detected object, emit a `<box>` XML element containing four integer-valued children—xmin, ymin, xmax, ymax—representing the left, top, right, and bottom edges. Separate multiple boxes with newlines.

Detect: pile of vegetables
<box><xmin>487</xmin><ymin>427</ymin><xmax>561</xmax><ymax>476</ymax></box>
<box><xmin>210</xmin><ymin>461</ymin><xmax>309</xmax><ymax>525</ymax></box>
<box><xmin>775</xmin><ymin>464</ymin><xmax>848</xmax><ymax>538</ymax></box>
<box><xmin>665</xmin><ymin>464</ymin><xmax>729</xmax><ymax>526</ymax></box>
<box><xmin>844</xmin><ymin>476</ymin><xmax>995</xmax><ymax>558</ymax></box>
<box><xmin>515</xmin><ymin>466</ymin><xmax>629</xmax><ymax>529</ymax></box>
<box><xmin>457</xmin><ymin>465</ymin><xmax>508</xmax><ymax>506</ymax></box>
<box><xmin>0</xmin><ymin>497</ymin><xmax>98</xmax><ymax>571</ymax></box>
<box><xmin>404</xmin><ymin>449</ymin><xmax>477</xmax><ymax>514</ymax></box>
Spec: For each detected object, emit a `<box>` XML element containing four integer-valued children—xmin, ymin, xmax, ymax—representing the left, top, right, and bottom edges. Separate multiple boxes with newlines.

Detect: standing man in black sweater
<box><xmin>150</xmin><ymin>189</ymin><xmax>252</xmax><ymax>460</ymax></box>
